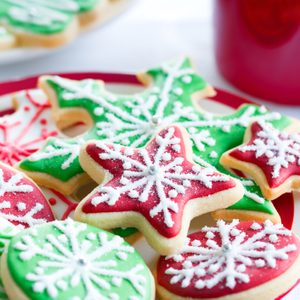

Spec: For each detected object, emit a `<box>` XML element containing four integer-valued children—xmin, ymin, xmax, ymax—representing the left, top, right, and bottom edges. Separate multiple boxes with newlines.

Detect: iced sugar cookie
<box><xmin>0</xmin><ymin>89</ymin><xmax>58</xmax><ymax>166</ymax></box>
<box><xmin>221</xmin><ymin>121</ymin><xmax>300</xmax><ymax>200</ymax></box>
<box><xmin>19</xmin><ymin>57</ymin><xmax>214</xmax><ymax>194</ymax></box>
<box><xmin>0</xmin><ymin>26</ymin><xmax>15</xmax><ymax>50</ymax></box>
<box><xmin>1</xmin><ymin>218</ymin><xmax>155</xmax><ymax>300</ymax></box>
<box><xmin>75</xmin><ymin>126</ymin><xmax>244</xmax><ymax>255</ymax></box>
<box><xmin>156</xmin><ymin>220</ymin><xmax>300</xmax><ymax>300</ymax></box>
<box><xmin>0</xmin><ymin>0</ymin><xmax>107</xmax><ymax>48</ymax></box>
<box><xmin>0</xmin><ymin>218</ymin><xmax>19</xmax><ymax>300</ymax></box>
<box><xmin>0</xmin><ymin>162</ymin><xmax>54</xmax><ymax>228</ymax></box>
<box><xmin>19</xmin><ymin>57</ymin><xmax>292</xmax><ymax>221</ymax></box>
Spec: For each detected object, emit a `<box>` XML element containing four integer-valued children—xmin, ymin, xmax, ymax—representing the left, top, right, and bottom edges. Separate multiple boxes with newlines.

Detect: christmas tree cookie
<box><xmin>0</xmin><ymin>89</ymin><xmax>59</xmax><ymax>166</ymax></box>
<box><xmin>75</xmin><ymin>126</ymin><xmax>244</xmax><ymax>255</ymax></box>
<box><xmin>1</xmin><ymin>219</ymin><xmax>155</xmax><ymax>300</ymax></box>
<box><xmin>0</xmin><ymin>162</ymin><xmax>55</xmax><ymax>228</ymax></box>
<box><xmin>156</xmin><ymin>220</ymin><xmax>300</xmax><ymax>300</ymax></box>
<box><xmin>221</xmin><ymin>121</ymin><xmax>300</xmax><ymax>200</ymax></box>
<box><xmin>19</xmin><ymin>57</ymin><xmax>215</xmax><ymax>194</ymax></box>
<box><xmin>0</xmin><ymin>0</ymin><xmax>107</xmax><ymax>48</ymax></box>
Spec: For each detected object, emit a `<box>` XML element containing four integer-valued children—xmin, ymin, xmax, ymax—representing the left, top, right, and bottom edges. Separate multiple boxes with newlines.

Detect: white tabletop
<box><xmin>0</xmin><ymin>0</ymin><xmax>299</xmax><ymax>233</ymax></box>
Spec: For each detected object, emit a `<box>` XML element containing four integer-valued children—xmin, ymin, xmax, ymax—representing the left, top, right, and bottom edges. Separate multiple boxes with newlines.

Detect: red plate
<box><xmin>0</xmin><ymin>72</ymin><xmax>294</xmax><ymax>230</ymax></box>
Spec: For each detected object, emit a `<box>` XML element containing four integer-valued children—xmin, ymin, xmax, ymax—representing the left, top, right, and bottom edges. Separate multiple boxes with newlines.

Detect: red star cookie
<box><xmin>75</xmin><ymin>126</ymin><xmax>244</xmax><ymax>255</ymax></box>
<box><xmin>0</xmin><ymin>163</ymin><xmax>55</xmax><ymax>228</ymax></box>
<box><xmin>221</xmin><ymin>121</ymin><xmax>300</xmax><ymax>200</ymax></box>
<box><xmin>156</xmin><ymin>220</ymin><xmax>300</xmax><ymax>300</ymax></box>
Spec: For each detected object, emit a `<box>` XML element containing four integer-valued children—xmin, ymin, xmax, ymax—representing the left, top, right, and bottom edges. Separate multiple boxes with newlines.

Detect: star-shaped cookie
<box><xmin>221</xmin><ymin>121</ymin><xmax>300</xmax><ymax>200</ymax></box>
<box><xmin>75</xmin><ymin>126</ymin><xmax>244</xmax><ymax>255</ymax></box>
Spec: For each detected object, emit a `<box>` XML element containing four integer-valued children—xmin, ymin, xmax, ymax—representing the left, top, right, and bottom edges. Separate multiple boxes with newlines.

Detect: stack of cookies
<box><xmin>0</xmin><ymin>0</ymin><xmax>133</xmax><ymax>51</ymax></box>
<box><xmin>0</xmin><ymin>57</ymin><xmax>299</xmax><ymax>299</ymax></box>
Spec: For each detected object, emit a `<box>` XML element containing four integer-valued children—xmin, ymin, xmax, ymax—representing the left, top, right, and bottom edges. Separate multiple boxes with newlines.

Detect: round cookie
<box><xmin>0</xmin><ymin>162</ymin><xmax>55</xmax><ymax>228</ymax></box>
<box><xmin>0</xmin><ymin>89</ymin><xmax>59</xmax><ymax>166</ymax></box>
<box><xmin>1</xmin><ymin>218</ymin><xmax>154</xmax><ymax>300</ymax></box>
<box><xmin>0</xmin><ymin>217</ymin><xmax>19</xmax><ymax>300</ymax></box>
<box><xmin>156</xmin><ymin>220</ymin><xmax>300</xmax><ymax>300</ymax></box>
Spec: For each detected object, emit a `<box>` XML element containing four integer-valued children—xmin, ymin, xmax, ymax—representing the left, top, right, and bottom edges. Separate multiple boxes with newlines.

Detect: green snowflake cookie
<box><xmin>0</xmin><ymin>0</ymin><xmax>101</xmax><ymax>35</ymax></box>
<box><xmin>0</xmin><ymin>217</ymin><xmax>19</xmax><ymax>300</ymax></box>
<box><xmin>4</xmin><ymin>219</ymin><xmax>154</xmax><ymax>300</ymax></box>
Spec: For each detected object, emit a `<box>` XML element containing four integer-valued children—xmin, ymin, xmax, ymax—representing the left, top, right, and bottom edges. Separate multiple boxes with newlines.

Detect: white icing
<box><xmin>240</xmin><ymin>179</ymin><xmax>265</xmax><ymax>204</ymax></box>
<box><xmin>165</xmin><ymin>220</ymin><xmax>297</xmax><ymax>289</ymax></box>
<box><xmin>91</xmin><ymin>127</ymin><xmax>230</xmax><ymax>228</ymax></box>
<box><xmin>14</xmin><ymin>219</ymin><xmax>147</xmax><ymax>299</ymax></box>
<box><xmin>239</xmin><ymin>121</ymin><xmax>300</xmax><ymax>178</ymax></box>
<box><xmin>0</xmin><ymin>201</ymin><xmax>46</xmax><ymax>227</ymax></box>
<box><xmin>0</xmin><ymin>169</ymin><xmax>33</xmax><ymax>196</ymax></box>
<box><xmin>210</xmin><ymin>151</ymin><xmax>218</xmax><ymax>159</ymax></box>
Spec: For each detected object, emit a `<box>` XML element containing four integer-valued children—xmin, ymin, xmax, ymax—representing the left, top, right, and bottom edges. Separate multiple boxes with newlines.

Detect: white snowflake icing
<box><xmin>28</xmin><ymin>138</ymin><xmax>84</xmax><ymax>170</ymax></box>
<box><xmin>165</xmin><ymin>220</ymin><xmax>297</xmax><ymax>290</ymax></box>
<box><xmin>240</xmin><ymin>179</ymin><xmax>265</xmax><ymax>204</ymax></box>
<box><xmin>14</xmin><ymin>219</ymin><xmax>147</xmax><ymax>300</ymax></box>
<box><xmin>0</xmin><ymin>168</ymin><xmax>33</xmax><ymax>197</ymax></box>
<box><xmin>240</xmin><ymin>121</ymin><xmax>300</xmax><ymax>178</ymax></box>
<box><xmin>91</xmin><ymin>127</ymin><xmax>230</xmax><ymax>228</ymax></box>
<box><xmin>0</xmin><ymin>201</ymin><xmax>46</xmax><ymax>229</ymax></box>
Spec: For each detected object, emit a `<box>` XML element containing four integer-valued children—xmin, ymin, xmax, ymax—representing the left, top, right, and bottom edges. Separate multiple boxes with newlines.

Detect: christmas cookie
<box><xmin>0</xmin><ymin>162</ymin><xmax>55</xmax><ymax>228</ymax></box>
<box><xmin>19</xmin><ymin>57</ymin><xmax>292</xmax><ymax>221</ymax></box>
<box><xmin>19</xmin><ymin>57</ymin><xmax>215</xmax><ymax>194</ymax></box>
<box><xmin>0</xmin><ymin>0</ymin><xmax>107</xmax><ymax>48</ymax></box>
<box><xmin>0</xmin><ymin>89</ymin><xmax>58</xmax><ymax>166</ymax></box>
<box><xmin>1</xmin><ymin>218</ymin><xmax>155</xmax><ymax>300</ymax></box>
<box><xmin>75</xmin><ymin>125</ymin><xmax>244</xmax><ymax>255</ymax></box>
<box><xmin>0</xmin><ymin>218</ymin><xmax>19</xmax><ymax>300</ymax></box>
<box><xmin>0</xmin><ymin>26</ymin><xmax>15</xmax><ymax>50</ymax></box>
<box><xmin>221</xmin><ymin>121</ymin><xmax>300</xmax><ymax>200</ymax></box>
<box><xmin>156</xmin><ymin>220</ymin><xmax>300</xmax><ymax>300</ymax></box>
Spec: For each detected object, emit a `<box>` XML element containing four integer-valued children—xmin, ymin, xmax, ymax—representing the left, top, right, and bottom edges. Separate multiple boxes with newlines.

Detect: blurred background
<box><xmin>0</xmin><ymin>0</ymin><xmax>299</xmax><ymax>116</ymax></box>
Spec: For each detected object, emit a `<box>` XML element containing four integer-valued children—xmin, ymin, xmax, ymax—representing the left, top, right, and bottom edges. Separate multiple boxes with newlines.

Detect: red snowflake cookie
<box><xmin>0</xmin><ymin>163</ymin><xmax>55</xmax><ymax>228</ymax></box>
<box><xmin>75</xmin><ymin>126</ymin><xmax>244</xmax><ymax>255</ymax></box>
<box><xmin>157</xmin><ymin>220</ymin><xmax>300</xmax><ymax>299</ymax></box>
<box><xmin>221</xmin><ymin>121</ymin><xmax>300</xmax><ymax>200</ymax></box>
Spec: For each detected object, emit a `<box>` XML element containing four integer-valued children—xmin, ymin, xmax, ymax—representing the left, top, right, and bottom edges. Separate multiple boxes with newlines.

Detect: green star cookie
<box><xmin>19</xmin><ymin>57</ymin><xmax>292</xmax><ymax>221</ymax></box>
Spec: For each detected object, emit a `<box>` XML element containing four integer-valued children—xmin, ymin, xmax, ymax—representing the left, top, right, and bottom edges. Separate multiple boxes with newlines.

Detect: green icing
<box><xmin>19</xmin><ymin>57</ymin><xmax>292</xmax><ymax>217</ymax></box>
<box><xmin>7</xmin><ymin>219</ymin><xmax>153</xmax><ymax>300</ymax></box>
<box><xmin>0</xmin><ymin>0</ymin><xmax>100</xmax><ymax>35</ymax></box>
<box><xmin>112</xmin><ymin>227</ymin><xmax>138</xmax><ymax>237</ymax></box>
<box><xmin>0</xmin><ymin>218</ymin><xmax>19</xmax><ymax>300</ymax></box>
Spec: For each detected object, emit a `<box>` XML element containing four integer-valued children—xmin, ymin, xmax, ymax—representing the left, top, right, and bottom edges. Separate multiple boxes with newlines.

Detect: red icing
<box><xmin>157</xmin><ymin>221</ymin><xmax>300</xmax><ymax>298</ymax></box>
<box><xmin>0</xmin><ymin>163</ymin><xmax>55</xmax><ymax>228</ymax></box>
<box><xmin>229</xmin><ymin>122</ymin><xmax>300</xmax><ymax>188</ymax></box>
<box><xmin>0</xmin><ymin>90</ymin><xmax>58</xmax><ymax>165</ymax></box>
<box><xmin>48</xmin><ymin>189</ymin><xmax>78</xmax><ymax>220</ymax></box>
<box><xmin>40</xmin><ymin>118</ymin><xmax>47</xmax><ymax>125</ymax></box>
<box><xmin>81</xmin><ymin>126</ymin><xmax>237</xmax><ymax>238</ymax></box>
